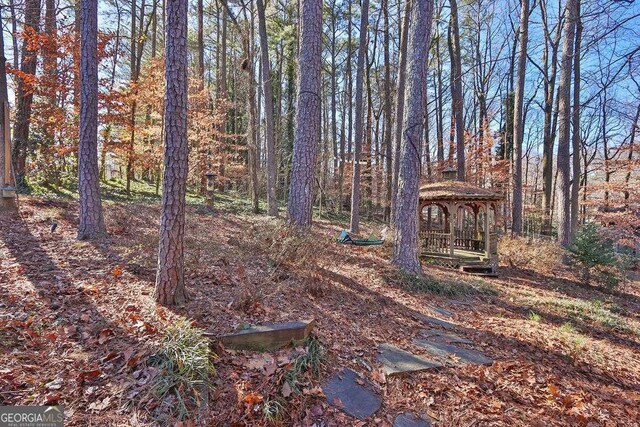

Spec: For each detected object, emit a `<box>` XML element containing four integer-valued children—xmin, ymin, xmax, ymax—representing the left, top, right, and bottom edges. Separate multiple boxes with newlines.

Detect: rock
<box><xmin>427</xmin><ymin>305</ymin><xmax>453</xmax><ymax>318</ymax></box>
<box><xmin>217</xmin><ymin>319</ymin><xmax>315</xmax><ymax>351</ymax></box>
<box><xmin>413</xmin><ymin>339</ymin><xmax>493</xmax><ymax>366</ymax></box>
<box><xmin>420</xmin><ymin>329</ymin><xmax>472</xmax><ymax>345</ymax></box>
<box><xmin>377</xmin><ymin>343</ymin><xmax>441</xmax><ymax>376</ymax></box>
<box><xmin>393</xmin><ymin>413</ymin><xmax>432</xmax><ymax>427</ymax></box>
<box><xmin>322</xmin><ymin>368</ymin><xmax>381</xmax><ymax>420</ymax></box>
<box><xmin>414</xmin><ymin>314</ymin><xmax>457</xmax><ymax>330</ymax></box>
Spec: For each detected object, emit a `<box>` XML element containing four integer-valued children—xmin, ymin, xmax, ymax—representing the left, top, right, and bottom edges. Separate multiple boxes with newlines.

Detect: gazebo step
<box><xmin>459</xmin><ymin>265</ymin><xmax>496</xmax><ymax>276</ymax></box>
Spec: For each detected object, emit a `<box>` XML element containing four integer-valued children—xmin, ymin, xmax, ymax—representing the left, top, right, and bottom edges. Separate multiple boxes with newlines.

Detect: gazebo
<box><xmin>418</xmin><ymin>169</ymin><xmax>503</xmax><ymax>275</ymax></box>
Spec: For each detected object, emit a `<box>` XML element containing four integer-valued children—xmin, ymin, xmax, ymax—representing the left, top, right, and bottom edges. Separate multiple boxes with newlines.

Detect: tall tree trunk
<box><xmin>342</xmin><ymin>1</ymin><xmax>353</xmax><ymax>211</ymax></box>
<box><xmin>218</xmin><ymin>0</ymin><xmax>228</xmax><ymax>191</ymax></box>
<box><xmin>511</xmin><ymin>0</ymin><xmax>529</xmax><ymax>235</ymax></box>
<box><xmin>156</xmin><ymin>0</ymin><xmax>189</xmax><ymax>306</ymax></box>
<box><xmin>247</xmin><ymin>16</ymin><xmax>259</xmax><ymax>214</ymax></box>
<box><xmin>624</xmin><ymin>104</ymin><xmax>639</xmax><ymax>203</ymax></box>
<box><xmin>78</xmin><ymin>0</ymin><xmax>106</xmax><ymax>240</ymax></box>
<box><xmin>570</xmin><ymin>0</ymin><xmax>581</xmax><ymax>240</ymax></box>
<box><xmin>257</xmin><ymin>0</ymin><xmax>278</xmax><ymax>216</ymax></box>
<box><xmin>393</xmin><ymin>0</ymin><xmax>433</xmax><ymax>274</ymax></box>
<box><xmin>286</xmin><ymin>0</ymin><xmax>321</xmax><ymax>228</ymax></box>
<box><xmin>448</xmin><ymin>0</ymin><xmax>464</xmax><ymax>180</ymax></box>
<box><xmin>541</xmin><ymin>0</ymin><xmax>561</xmax><ymax>229</ymax></box>
<box><xmin>349</xmin><ymin>0</ymin><xmax>369</xmax><ymax>233</ymax></box>
<box><xmin>556</xmin><ymin>0</ymin><xmax>577</xmax><ymax>247</ymax></box>
<box><xmin>390</xmin><ymin>0</ymin><xmax>411</xmax><ymax>222</ymax></box>
<box><xmin>13</xmin><ymin>0</ymin><xmax>41</xmax><ymax>189</ymax></box>
<box><xmin>383</xmin><ymin>0</ymin><xmax>392</xmax><ymax>222</ymax></box>
<box><xmin>0</xmin><ymin>5</ymin><xmax>12</xmax><ymax>200</ymax></box>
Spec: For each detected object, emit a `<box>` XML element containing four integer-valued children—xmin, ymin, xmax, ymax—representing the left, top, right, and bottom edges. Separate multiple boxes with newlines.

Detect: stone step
<box><xmin>377</xmin><ymin>343</ymin><xmax>442</xmax><ymax>376</ymax></box>
<box><xmin>394</xmin><ymin>413</ymin><xmax>432</xmax><ymax>427</ymax></box>
<box><xmin>413</xmin><ymin>313</ymin><xmax>458</xmax><ymax>330</ymax></box>
<box><xmin>216</xmin><ymin>319</ymin><xmax>316</xmax><ymax>351</ymax></box>
<box><xmin>420</xmin><ymin>329</ymin><xmax>473</xmax><ymax>345</ymax></box>
<box><xmin>322</xmin><ymin>368</ymin><xmax>382</xmax><ymax>420</ymax></box>
<box><xmin>413</xmin><ymin>339</ymin><xmax>493</xmax><ymax>366</ymax></box>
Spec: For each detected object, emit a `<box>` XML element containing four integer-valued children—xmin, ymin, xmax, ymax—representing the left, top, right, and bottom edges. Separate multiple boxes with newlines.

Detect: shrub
<box><xmin>498</xmin><ymin>236</ymin><xmax>563</xmax><ymax>273</ymax></box>
<box><xmin>151</xmin><ymin>320</ymin><xmax>216</xmax><ymax>421</ymax></box>
<box><xmin>569</xmin><ymin>223</ymin><xmax>626</xmax><ymax>289</ymax></box>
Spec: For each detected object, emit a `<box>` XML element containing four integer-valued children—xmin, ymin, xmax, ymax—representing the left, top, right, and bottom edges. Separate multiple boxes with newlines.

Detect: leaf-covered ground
<box><xmin>1</xmin><ymin>194</ymin><xmax>639</xmax><ymax>426</ymax></box>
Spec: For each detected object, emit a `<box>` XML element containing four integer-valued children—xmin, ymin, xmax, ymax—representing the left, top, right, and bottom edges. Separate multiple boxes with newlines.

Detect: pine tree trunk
<box><xmin>349</xmin><ymin>0</ymin><xmax>369</xmax><ymax>234</ymax></box>
<box><xmin>393</xmin><ymin>0</ymin><xmax>434</xmax><ymax>274</ymax></box>
<box><xmin>257</xmin><ymin>0</ymin><xmax>278</xmax><ymax>216</ymax></box>
<box><xmin>511</xmin><ymin>0</ymin><xmax>529</xmax><ymax>235</ymax></box>
<box><xmin>155</xmin><ymin>0</ymin><xmax>189</xmax><ymax>306</ymax></box>
<box><xmin>390</xmin><ymin>0</ymin><xmax>411</xmax><ymax>222</ymax></box>
<box><xmin>383</xmin><ymin>0</ymin><xmax>393</xmax><ymax>222</ymax></box>
<box><xmin>556</xmin><ymin>0</ymin><xmax>577</xmax><ymax>247</ymax></box>
<box><xmin>13</xmin><ymin>0</ymin><xmax>41</xmax><ymax>189</ymax></box>
<box><xmin>286</xmin><ymin>0</ymin><xmax>322</xmax><ymax>228</ymax></box>
<box><xmin>78</xmin><ymin>0</ymin><xmax>106</xmax><ymax>240</ymax></box>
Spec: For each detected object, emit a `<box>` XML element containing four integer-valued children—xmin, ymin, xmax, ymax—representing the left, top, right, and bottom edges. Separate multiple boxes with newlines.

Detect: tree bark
<box><xmin>257</xmin><ymin>0</ymin><xmax>278</xmax><ymax>216</ymax></box>
<box><xmin>349</xmin><ymin>0</ymin><xmax>369</xmax><ymax>233</ymax></box>
<box><xmin>570</xmin><ymin>0</ymin><xmax>581</xmax><ymax>240</ymax></box>
<box><xmin>448</xmin><ymin>0</ymin><xmax>464</xmax><ymax>180</ymax></box>
<box><xmin>78</xmin><ymin>0</ymin><xmax>107</xmax><ymax>240</ymax></box>
<box><xmin>511</xmin><ymin>0</ymin><xmax>529</xmax><ymax>235</ymax></box>
<box><xmin>13</xmin><ymin>0</ymin><xmax>41</xmax><ymax>189</ymax></box>
<box><xmin>556</xmin><ymin>0</ymin><xmax>577</xmax><ymax>247</ymax></box>
<box><xmin>390</xmin><ymin>0</ymin><xmax>411</xmax><ymax>222</ymax></box>
<box><xmin>286</xmin><ymin>0</ymin><xmax>322</xmax><ymax>228</ymax></box>
<box><xmin>393</xmin><ymin>0</ymin><xmax>434</xmax><ymax>275</ymax></box>
<box><xmin>155</xmin><ymin>0</ymin><xmax>189</xmax><ymax>306</ymax></box>
<box><xmin>383</xmin><ymin>0</ymin><xmax>393</xmax><ymax>222</ymax></box>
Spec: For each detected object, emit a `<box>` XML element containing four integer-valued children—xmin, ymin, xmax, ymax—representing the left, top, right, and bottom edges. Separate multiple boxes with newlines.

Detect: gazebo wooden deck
<box><xmin>418</xmin><ymin>171</ymin><xmax>504</xmax><ymax>275</ymax></box>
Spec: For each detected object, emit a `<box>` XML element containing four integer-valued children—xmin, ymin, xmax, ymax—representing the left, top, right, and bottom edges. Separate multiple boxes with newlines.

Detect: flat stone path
<box><xmin>315</xmin><ymin>305</ymin><xmax>494</xmax><ymax>421</ymax></box>
<box><xmin>393</xmin><ymin>413</ymin><xmax>432</xmax><ymax>427</ymax></box>
<box><xmin>420</xmin><ymin>329</ymin><xmax>473</xmax><ymax>345</ymax></box>
<box><xmin>414</xmin><ymin>314</ymin><xmax>457</xmax><ymax>330</ymax></box>
<box><xmin>377</xmin><ymin>343</ymin><xmax>442</xmax><ymax>376</ymax></box>
<box><xmin>413</xmin><ymin>339</ymin><xmax>493</xmax><ymax>366</ymax></box>
<box><xmin>322</xmin><ymin>368</ymin><xmax>382</xmax><ymax>420</ymax></box>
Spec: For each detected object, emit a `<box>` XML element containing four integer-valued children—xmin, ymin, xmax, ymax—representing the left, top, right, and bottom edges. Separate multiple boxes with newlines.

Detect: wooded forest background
<box><xmin>2</xmin><ymin>0</ymin><xmax>639</xmax><ymax>247</ymax></box>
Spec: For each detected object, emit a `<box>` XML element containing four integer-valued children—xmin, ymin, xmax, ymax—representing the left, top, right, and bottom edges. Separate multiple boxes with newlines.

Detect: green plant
<box><xmin>528</xmin><ymin>311</ymin><xmax>542</xmax><ymax>322</ymax></box>
<box><xmin>151</xmin><ymin>319</ymin><xmax>216</xmax><ymax>421</ymax></box>
<box><xmin>262</xmin><ymin>398</ymin><xmax>285</xmax><ymax>423</ymax></box>
<box><xmin>569</xmin><ymin>223</ymin><xmax>624</xmax><ymax>288</ymax></box>
<box><xmin>282</xmin><ymin>336</ymin><xmax>323</xmax><ymax>395</ymax></box>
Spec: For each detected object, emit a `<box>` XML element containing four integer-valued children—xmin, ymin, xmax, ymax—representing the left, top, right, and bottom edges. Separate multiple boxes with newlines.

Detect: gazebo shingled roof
<box><xmin>419</xmin><ymin>181</ymin><xmax>504</xmax><ymax>203</ymax></box>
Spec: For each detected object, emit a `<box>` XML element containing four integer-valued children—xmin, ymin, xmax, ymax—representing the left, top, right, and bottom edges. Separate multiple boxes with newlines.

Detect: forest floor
<box><xmin>1</xmin><ymin>181</ymin><xmax>639</xmax><ymax>426</ymax></box>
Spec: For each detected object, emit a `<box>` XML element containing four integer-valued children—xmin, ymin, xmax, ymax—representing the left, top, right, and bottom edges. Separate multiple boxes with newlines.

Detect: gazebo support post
<box><xmin>449</xmin><ymin>203</ymin><xmax>456</xmax><ymax>256</ymax></box>
<box><xmin>484</xmin><ymin>202</ymin><xmax>490</xmax><ymax>260</ymax></box>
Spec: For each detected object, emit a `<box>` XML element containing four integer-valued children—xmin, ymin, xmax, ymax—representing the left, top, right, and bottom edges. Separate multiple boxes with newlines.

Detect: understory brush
<box><xmin>499</xmin><ymin>236</ymin><xmax>563</xmax><ymax>274</ymax></box>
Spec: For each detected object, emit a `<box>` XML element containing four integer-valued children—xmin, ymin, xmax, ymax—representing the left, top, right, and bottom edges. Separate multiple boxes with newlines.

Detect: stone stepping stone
<box><xmin>322</xmin><ymin>368</ymin><xmax>382</xmax><ymax>420</ymax></box>
<box><xmin>413</xmin><ymin>313</ymin><xmax>457</xmax><ymax>330</ymax></box>
<box><xmin>394</xmin><ymin>413</ymin><xmax>432</xmax><ymax>427</ymax></box>
<box><xmin>427</xmin><ymin>305</ymin><xmax>453</xmax><ymax>318</ymax></box>
<box><xmin>420</xmin><ymin>329</ymin><xmax>472</xmax><ymax>345</ymax></box>
<box><xmin>413</xmin><ymin>339</ymin><xmax>493</xmax><ymax>366</ymax></box>
<box><xmin>377</xmin><ymin>343</ymin><xmax>442</xmax><ymax>376</ymax></box>
<box><xmin>218</xmin><ymin>319</ymin><xmax>315</xmax><ymax>351</ymax></box>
